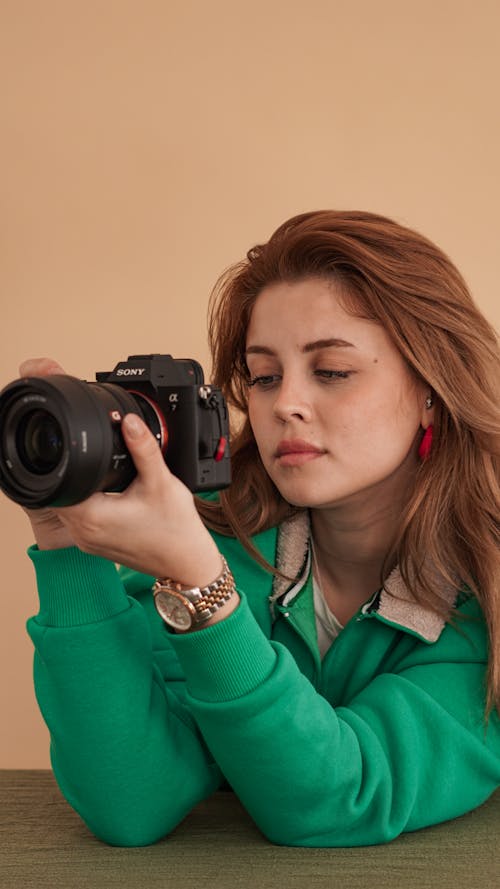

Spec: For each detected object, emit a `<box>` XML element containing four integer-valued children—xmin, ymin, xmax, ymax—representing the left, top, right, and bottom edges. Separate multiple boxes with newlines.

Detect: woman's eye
<box><xmin>314</xmin><ymin>369</ymin><xmax>351</xmax><ymax>381</ymax></box>
<box><xmin>247</xmin><ymin>374</ymin><xmax>281</xmax><ymax>389</ymax></box>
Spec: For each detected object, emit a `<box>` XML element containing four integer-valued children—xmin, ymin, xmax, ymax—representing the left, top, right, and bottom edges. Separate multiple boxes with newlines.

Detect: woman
<box><xmin>20</xmin><ymin>210</ymin><xmax>500</xmax><ymax>846</ymax></box>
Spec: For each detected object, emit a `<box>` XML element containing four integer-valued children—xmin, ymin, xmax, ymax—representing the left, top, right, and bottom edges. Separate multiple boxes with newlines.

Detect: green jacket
<box><xmin>26</xmin><ymin>512</ymin><xmax>500</xmax><ymax>848</ymax></box>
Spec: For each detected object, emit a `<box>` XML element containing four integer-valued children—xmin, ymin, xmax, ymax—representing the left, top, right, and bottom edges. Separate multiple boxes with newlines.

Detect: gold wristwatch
<box><xmin>152</xmin><ymin>556</ymin><xmax>236</xmax><ymax>631</ymax></box>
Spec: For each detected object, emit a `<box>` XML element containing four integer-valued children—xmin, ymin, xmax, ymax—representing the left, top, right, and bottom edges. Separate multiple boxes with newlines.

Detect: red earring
<box><xmin>418</xmin><ymin>425</ymin><xmax>433</xmax><ymax>461</ymax></box>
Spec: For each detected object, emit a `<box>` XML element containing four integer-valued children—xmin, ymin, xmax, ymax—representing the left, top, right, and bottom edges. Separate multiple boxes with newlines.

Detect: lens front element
<box><xmin>16</xmin><ymin>409</ymin><xmax>64</xmax><ymax>474</ymax></box>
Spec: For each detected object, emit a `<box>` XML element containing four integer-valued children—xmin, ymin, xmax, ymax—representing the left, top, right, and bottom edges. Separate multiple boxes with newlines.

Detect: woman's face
<box><xmin>245</xmin><ymin>278</ymin><xmax>431</xmax><ymax>511</ymax></box>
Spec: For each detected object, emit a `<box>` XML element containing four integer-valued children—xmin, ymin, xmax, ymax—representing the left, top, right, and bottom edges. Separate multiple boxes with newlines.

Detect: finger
<box><xmin>121</xmin><ymin>413</ymin><xmax>168</xmax><ymax>486</ymax></box>
<box><xmin>19</xmin><ymin>357</ymin><xmax>67</xmax><ymax>377</ymax></box>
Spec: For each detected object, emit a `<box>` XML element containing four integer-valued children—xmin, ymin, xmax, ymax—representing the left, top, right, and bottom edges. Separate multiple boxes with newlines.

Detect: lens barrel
<box><xmin>0</xmin><ymin>375</ymin><xmax>158</xmax><ymax>508</ymax></box>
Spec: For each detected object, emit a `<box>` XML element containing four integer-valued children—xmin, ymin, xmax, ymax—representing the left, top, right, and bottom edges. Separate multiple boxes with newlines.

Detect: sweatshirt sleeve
<box><xmin>167</xmin><ymin>591</ymin><xmax>500</xmax><ymax>847</ymax></box>
<box><xmin>26</xmin><ymin>545</ymin><xmax>221</xmax><ymax>847</ymax></box>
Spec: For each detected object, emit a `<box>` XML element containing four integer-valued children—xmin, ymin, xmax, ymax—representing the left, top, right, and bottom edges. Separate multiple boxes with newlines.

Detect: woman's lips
<box><xmin>275</xmin><ymin>440</ymin><xmax>326</xmax><ymax>466</ymax></box>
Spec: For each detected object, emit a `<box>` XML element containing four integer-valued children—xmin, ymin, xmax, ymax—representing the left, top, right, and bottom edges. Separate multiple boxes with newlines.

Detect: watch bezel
<box><xmin>154</xmin><ymin>588</ymin><xmax>197</xmax><ymax>631</ymax></box>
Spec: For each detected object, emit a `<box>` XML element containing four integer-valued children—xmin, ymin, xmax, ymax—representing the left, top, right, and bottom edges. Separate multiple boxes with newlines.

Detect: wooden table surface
<box><xmin>1</xmin><ymin>770</ymin><xmax>498</xmax><ymax>889</ymax></box>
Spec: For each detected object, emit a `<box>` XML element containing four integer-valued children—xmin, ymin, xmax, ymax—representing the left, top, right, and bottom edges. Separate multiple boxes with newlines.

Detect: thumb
<box><xmin>122</xmin><ymin>413</ymin><xmax>167</xmax><ymax>483</ymax></box>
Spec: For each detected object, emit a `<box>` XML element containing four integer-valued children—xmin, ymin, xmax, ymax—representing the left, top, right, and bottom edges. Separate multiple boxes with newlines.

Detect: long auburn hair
<box><xmin>196</xmin><ymin>210</ymin><xmax>500</xmax><ymax>715</ymax></box>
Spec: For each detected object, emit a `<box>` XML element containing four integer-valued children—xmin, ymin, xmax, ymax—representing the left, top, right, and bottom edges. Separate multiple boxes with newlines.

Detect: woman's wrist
<box><xmin>157</xmin><ymin>543</ymin><xmax>224</xmax><ymax>591</ymax></box>
<box><xmin>155</xmin><ymin>547</ymin><xmax>240</xmax><ymax>634</ymax></box>
<box><xmin>32</xmin><ymin>530</ymin><xmax>75</xmax><ymax>551</ymax></box>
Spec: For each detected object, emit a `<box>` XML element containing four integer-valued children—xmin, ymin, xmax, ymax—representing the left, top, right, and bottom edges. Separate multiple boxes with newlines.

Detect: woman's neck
<box><xmin>309</xmin><ymin>475</ymin><xmax>412</xmax><ymax>622</ymax></box>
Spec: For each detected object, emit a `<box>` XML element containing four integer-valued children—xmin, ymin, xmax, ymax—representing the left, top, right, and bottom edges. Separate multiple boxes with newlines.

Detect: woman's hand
<box><xmin>55</xmin><ymin>412</ymin><xmax>224</xmax><ymax>588</ymax></box>
<box><xmin>17</xmin><ymin>358</ymin><xmax>76</xmax><ymax>550</ymax></box>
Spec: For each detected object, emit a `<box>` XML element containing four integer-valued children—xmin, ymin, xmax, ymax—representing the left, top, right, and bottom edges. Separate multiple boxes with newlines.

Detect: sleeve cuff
<box><xmin>166</xmin><ymin>593</ymin><xmax>277</xmax><ymax>703</ymax></box>
<box><xmin>27</xmin><ymin>544</ymin><xmax>130</xmax><ymax>627</ymax></box>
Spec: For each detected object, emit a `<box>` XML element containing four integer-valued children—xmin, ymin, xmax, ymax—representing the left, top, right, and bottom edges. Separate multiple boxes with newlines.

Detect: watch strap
<box><xmin>153</xmin><ymin>556</ymin><xmax>236</xmax><ymax>625</ymax></box>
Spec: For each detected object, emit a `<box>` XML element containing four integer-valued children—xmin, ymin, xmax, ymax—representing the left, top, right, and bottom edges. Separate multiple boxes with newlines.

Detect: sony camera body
<box><xmin>0</xmin><ymin>354</ymin><xmax>231</xmax><ymax>508</ymax></box>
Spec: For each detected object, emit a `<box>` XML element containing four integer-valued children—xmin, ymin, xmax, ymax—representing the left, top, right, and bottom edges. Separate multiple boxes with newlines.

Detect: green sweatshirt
<box><xmin>26</xmin><ymin>512</ymin><xmax>500</xmax><ymax>848</ymax></box>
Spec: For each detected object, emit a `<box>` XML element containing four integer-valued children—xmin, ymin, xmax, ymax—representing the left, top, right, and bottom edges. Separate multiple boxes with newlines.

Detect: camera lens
<box><xmin>16</xmin><ymin>409</ymin><xmax>64</xmax><ymax>474</ymax></box>
<box><xmin>0</xmin><ymin>375</ymin><xmax>159</xmax><ymax>508</ymax></box>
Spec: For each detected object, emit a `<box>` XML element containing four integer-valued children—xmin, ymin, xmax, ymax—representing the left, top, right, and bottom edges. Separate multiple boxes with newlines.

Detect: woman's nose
<box><xmin>272</xmin><ymin>376</ymin><xmax>313</xmax><ymax>423</ymax></box>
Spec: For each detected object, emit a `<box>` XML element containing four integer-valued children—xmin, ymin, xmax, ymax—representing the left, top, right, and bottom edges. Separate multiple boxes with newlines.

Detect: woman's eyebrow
<box><xmin>302</xmin><ymin>338</ymin><xmax>356</xmax><ymax>353</ymax></box>
<box><xmin>245</xmin><ymin>338</ymin><xmax>356</xmax><ymax>356</ymax></box>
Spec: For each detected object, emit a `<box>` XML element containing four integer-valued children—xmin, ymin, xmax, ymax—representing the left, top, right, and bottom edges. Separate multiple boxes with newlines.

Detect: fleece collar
<box><xmin>270</xmin><ymin>511</ymin><xmax>458</xmax><ymax>643</ymax></box>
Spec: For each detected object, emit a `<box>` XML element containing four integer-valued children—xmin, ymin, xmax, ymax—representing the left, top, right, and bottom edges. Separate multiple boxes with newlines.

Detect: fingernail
<box><xmin>123</xmin><ymin>414</ymin><xmax>144</xmax><ymax>438</ymax></box>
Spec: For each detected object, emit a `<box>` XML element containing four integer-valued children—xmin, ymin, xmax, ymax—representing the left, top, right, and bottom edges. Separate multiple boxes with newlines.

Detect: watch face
<box><xmin>154</xmin><ymin>590</ymin><xmax>195</xmax><ymax>631</ymax></box>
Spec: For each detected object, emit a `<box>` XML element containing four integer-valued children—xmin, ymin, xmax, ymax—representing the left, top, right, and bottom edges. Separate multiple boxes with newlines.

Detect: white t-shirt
<box><xmin>312</xmin><ymin>574</ymin><xmax>344</xmax><ymax>657</ymax></box>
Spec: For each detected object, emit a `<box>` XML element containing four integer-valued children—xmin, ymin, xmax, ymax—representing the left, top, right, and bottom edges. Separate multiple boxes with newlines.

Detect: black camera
<box><xmin>0</xmin><ymin>354</ymin><xmax>231</xmax><ymax>508</ymax></box>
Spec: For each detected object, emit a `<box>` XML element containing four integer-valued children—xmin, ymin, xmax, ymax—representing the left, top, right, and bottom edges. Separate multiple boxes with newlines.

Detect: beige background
<box><xmin>1</xmin><ymin>1</ymin><xmax>499</xmax><ymax>767</ymax></box>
